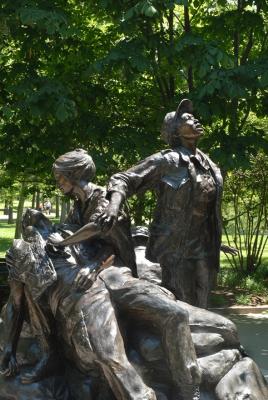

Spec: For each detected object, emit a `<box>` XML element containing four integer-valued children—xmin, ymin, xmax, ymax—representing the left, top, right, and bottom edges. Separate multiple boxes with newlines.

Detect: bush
<box><xmin>235</xmin><ymin>293</ymin><xmax>252</xmax><ymax>306</ymax></box>
<box><xmin>222</xmin><ymin>152</ymin><xmax>268</xmax><ymax>276</ymax></box>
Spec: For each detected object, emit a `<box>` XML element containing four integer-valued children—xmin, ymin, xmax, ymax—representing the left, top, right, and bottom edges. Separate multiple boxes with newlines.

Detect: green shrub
<box><xmin>217</xmin><ymin>268</ymin><xmax>241</xmax><ymax>288</ymax></box>
<box><xmin>240</xmin><ymin>276</ymin><xmax>268</xmax><ymax>295</ymax></box>
<box><xmin>222</xmin><ymin>152</ymin><xmax>268</xmax><ymax>276</ymax></box>
<box><xmin>235</xmin><ymin>293</ymin><xmax>252</xmax><ymax>305</ymax></box>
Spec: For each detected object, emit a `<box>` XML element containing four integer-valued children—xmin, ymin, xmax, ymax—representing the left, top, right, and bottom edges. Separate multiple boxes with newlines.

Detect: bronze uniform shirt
<box><xmin>107</xmin><ymin>146</ymin><xmax>222</xmax><ymax>267</ymax></box>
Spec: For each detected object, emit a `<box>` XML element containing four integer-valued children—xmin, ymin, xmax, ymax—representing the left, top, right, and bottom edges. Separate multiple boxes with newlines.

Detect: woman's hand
<box><xmin>97</xmin><ymin>192</ymin><xmax>124</xmax><ymax>233</ymax></box>
<box><xmin>220</xmin><ymin>244</ymin><xmax>238</xmax><ymax>255</ymax></box>
<box><xmin>0</xmin><ymin>348</ymin><xmax>19</xmax><ymax>377</ymax></box>
<box><xmin>47</xmin><ymin>232</ymin><xmax>64</xmax><ymax>247</ymax></box>
<box><xmin>74</xmin><ymin>267</ymin><xmax>96</xmax><ymax>291</ymax></box>
<box><xmin>74</xmin><ymin>255</ymin><xmax>115</xmax><ymax>291</ymax></box>
<box><xmin>97</xmin><ymin>205</ymin><xmax>119</xmax><ymax>232</ymax></box>
<box><xmin>45</xmin><ymin>232</ymin><xmax>66</xmax><ymax>254</ymax></box>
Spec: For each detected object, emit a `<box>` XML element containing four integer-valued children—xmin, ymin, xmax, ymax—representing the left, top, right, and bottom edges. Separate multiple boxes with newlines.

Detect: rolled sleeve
<box><xmin>107</xmin><ymin>152</ymin><xmax>167</xmax><ymax>198</ymax></box>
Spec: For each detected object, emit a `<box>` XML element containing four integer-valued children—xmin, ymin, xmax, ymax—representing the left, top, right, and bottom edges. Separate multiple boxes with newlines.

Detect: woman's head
<box><xmin>161</xmin><ymin>99</ymin><xmax>203</xmax><ymax>147</ymax></box>
<box><xmin>53</xmin><ymin>149</ymin><xmax>96</xmax><ymax>188</ymax></box>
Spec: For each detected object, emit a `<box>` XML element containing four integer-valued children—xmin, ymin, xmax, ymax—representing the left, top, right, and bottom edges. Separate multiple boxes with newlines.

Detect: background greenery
<box><xmin>1</xmin><ymin>0</ymin><xmax>267</xmax><ymax>178</ymax></box>
<box><xmin>0</xmin><ymin>0</ymin><xmax>268</xmax><ymax>303</ymax></box>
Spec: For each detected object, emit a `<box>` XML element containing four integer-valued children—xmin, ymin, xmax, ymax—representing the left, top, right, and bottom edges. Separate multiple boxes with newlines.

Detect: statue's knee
<box><xmin>97</xmin><ymin>347</ymin><xmax>121</xmax><ymax>366</ymax></box>
<box><xmin>172</xmin><ymin>307</ymin><xmax>189</xmax><ymax>323</ymax></box>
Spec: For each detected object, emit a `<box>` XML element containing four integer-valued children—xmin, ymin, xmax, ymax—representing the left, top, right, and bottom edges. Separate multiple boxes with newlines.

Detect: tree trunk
<box><xmin>36</xmin><ymin>189</ymin><xmax>40</xmax><ymax>210</ymax></box>
<box><xmin>4</xmin><ymin>199</ymin><xmax>9</xmax><ymax>215</ymax></box>
<box><xmin>167</xmin><ymin>9</ymin><xmax>175</xmax><ymax>100</ymax></box>
<box><xmin>60</xmin><ymin>199</ymin><xmax>67</xmax><ymax>223</ymax></box>
<box><xmin>32</xmin><ymin>191</ymin><xmax>36</xmax><ymax>209</ymax></box>
<box><xmin>15</xmin><ymin>181</ymin><xmax>26</xmax><ymax>239</ymax></box>
<box><xmin>184</xmin><ymin>5</ymin><xmax>194</xmax><ymax>93</ymax></box>
<box><xmin>55</xmin><ymin>195</ymin><xmax>60</xmax><ymax>218</ymax></box>
<box><xmin>8</xmin><ymin>206</ymin><xmax>14</xmax><ymax>224</ymax></box>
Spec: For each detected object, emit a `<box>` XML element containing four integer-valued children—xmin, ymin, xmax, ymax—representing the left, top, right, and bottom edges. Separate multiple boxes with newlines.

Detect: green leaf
<box><xmin>174</xmin><ymin>0</ymin><xmax>188</xmax><ymax>5</ymax></box>
<box><xmin>55</xmin><ymin>99</ymin><xmax>76</xmax><ymax>122</ymax></box>
<box><xmin>143</xmin><ymin>5</ymin><xmax>158</xmax><ymax>17</ymax></box>
<box><xmin>2</xmin><ymin>106</ymin><xmax>13</xmax><ymax>119</ymax></box>
<box><xmin>124</xmin><ymin>8</ymin><xmax>135</xmax><ymax>21</ymax></box>
<box><xmin>18</xmin><ymin>7</ymin><xmax>67</xmax><ymax>36</ymax></box>
<box><xmin>198</xmin><ymin>63</ymin><xmax>209</xmax><ymax>78</ymax></box>
<box><xmin>259</xmin><ymin>71</ymin><xmax>268</xmax><ymax>88</ymax></box>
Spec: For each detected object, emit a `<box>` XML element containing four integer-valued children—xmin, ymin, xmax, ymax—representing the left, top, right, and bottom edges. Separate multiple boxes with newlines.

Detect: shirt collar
<box><xmin>176</xmin><ymin>146</ymin><xmax>210</xmax><ymax>171</ymax></box>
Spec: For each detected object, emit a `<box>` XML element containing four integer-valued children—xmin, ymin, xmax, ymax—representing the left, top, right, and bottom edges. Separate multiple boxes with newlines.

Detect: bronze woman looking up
<box><xmin>98</xmin><ymin>99</ymin><xmax>223</xmax><ymax>309</ymax></box>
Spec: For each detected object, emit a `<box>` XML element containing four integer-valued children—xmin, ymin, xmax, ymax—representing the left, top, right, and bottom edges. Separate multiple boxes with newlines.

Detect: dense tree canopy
<box><xmin>0</xmin><ymin>0</ymin><xmax>267</xmax><ymax>186</ymax></box>
<box><xmin>89</xmin><ymin>0</ymin><xmax>268</xmax><ymax>169</ymax></box>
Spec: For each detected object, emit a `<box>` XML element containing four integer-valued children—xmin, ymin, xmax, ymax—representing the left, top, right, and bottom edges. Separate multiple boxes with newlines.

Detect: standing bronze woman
<box><xmin>98</xmin><ymin>99</ymin><xmax>223</xmax><ymax>309</ymax></box>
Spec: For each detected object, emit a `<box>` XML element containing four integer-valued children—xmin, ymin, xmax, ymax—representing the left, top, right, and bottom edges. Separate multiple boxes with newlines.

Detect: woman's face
<box><xmin>177</xmin><ymin>113</ymin><xmax>203</xmax><ymax>140</ymax></box>
<box><xmin>54</xmin><ymin>172</ymin><xmax>74</xmax><ymax>195</ymax></box>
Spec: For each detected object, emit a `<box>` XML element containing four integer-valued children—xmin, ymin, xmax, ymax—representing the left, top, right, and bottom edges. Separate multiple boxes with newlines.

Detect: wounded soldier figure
<box><xmin>1</xmin><ymin>149</ymin><xmax>201</xmax><ymax>400</ymax></box>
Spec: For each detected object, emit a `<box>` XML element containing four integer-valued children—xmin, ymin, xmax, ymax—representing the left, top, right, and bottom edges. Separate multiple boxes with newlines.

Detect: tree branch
<box><xmin>240</xmin><ymin>29</ymin><xmax>254</xmax><ymax>65</ymax></box>
<box><xmin>184</xmin><ymin>5</ymin><xmax>194</xmax><ymax>92</ymax></box>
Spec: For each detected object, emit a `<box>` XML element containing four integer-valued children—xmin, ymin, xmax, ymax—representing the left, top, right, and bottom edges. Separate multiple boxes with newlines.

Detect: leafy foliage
<box><xmin>88</xmin><ymin>0</ymin><xmax>268</xmax><ymax>169</ymax></box>
<box><xmin>222</xmin><ymin>152</ymin><xmax>268</xmax><ymax>275</ymax></box>
<box><xmin>0</xmin><ymin>0</ymin><xmax>268</xmax><ymax>228</ymax></box>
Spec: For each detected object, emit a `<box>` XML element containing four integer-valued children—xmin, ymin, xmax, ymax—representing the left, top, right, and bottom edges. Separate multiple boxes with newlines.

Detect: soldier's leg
<box><xmin>21</xmin><ymin>288</ymin><xmax>58</xmax><ymax>384</ymax></box>
<box><xmin>70</xmin><ymin>279</ymin><xmax>156</xmax><ymax>400</ymax></box>
<box><xmin>109</xmin><ymin>280</ymin><xmax>201</xmax><ymax>390</ymax></box>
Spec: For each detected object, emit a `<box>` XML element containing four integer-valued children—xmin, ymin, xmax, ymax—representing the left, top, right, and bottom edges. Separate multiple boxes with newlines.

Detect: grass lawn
<box><xmin>0</xmin><ymin>217</ymin><xmax>60</xmax><ymax>258</ymax></box>
<box><xmin>0</xmin><ymin>222</ymin><xmax>16</xmax><ymax>258</ymax></box>
<box><xmin>0</xmin><ymin>195</ymin><xmax>61</xmax><ymax>257</ymax></box>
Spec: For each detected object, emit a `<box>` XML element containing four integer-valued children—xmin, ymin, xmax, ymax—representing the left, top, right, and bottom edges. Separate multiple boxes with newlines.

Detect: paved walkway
<box><xmin>210</xmin><ymin>305</ymin><xmax>268</xmax><ymax>314</ymax></box>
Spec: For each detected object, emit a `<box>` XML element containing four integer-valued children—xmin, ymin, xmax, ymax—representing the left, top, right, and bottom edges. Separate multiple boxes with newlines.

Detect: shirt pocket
<box><xmin>160</xmin><ymin>167</ymin><xmax>191</xmax><ymax>212</ymax></box>
<box><xmin>161</xmin><ymin>167</ymin><xmax>189</xmax><ymax>190</ymax></box>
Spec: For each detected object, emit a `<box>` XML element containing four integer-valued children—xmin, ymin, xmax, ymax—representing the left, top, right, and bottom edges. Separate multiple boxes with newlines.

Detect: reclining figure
<box><xmin>1</xmin><ymin>149</ymin><xmax>201</xmax><ymax>400</ymax></box>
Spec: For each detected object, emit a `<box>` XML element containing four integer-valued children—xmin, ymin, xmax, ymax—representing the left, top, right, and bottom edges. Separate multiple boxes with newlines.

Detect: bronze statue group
<box><xmin>0</xmin><ymin>100</ymin><xmax>238</xmax><ymax>400</ymax></box>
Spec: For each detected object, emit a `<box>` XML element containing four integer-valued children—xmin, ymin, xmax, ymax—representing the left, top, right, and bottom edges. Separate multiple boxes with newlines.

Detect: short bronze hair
<box><xmin>53</xmin><ymin>149</ymin><xmax>96</xmax><ymax>183</ymax></box>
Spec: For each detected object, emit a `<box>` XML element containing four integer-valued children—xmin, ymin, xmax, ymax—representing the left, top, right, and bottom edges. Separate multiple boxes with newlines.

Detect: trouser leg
<box><xmin>70</xmin><ymin>280</ymin><xmax>156</xmax><ymax>400</ymax></box>
<box><xmin>162</xmin><ymin>303</ymin><xmax>201</xmax><ymax>387</ymax></box>
<box><xmin>195</xmin><ymin>260</ymin><xmax>210</xmax><ymax>309</ymax></box>
<box><xmin>21</xmin><ymin>289</ymin><xmax>57</xmax><ymax>383</ymax></box>
<box><xmin>161</xmin><ymin>258</ymin><xmax>211</xmax><ymax>309</ymax></box>
<box><xmin>161</xmin><ymin>261</ymin><xmax>180</xmax><ymax>297</ymax></box>
<box><xmin>109</xmin><ymin>280</ymin><xmax>201</xmax><ymax>388</ymax></box>
<box><xmin>161</xmin><ymin>260</ymin><xmax>196</xmax><ymax>305</ymax></box>
<box><xmin>24</xmin><ymin>288</ymin><xmax>52</xmax><ymax>341</ymax></box>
